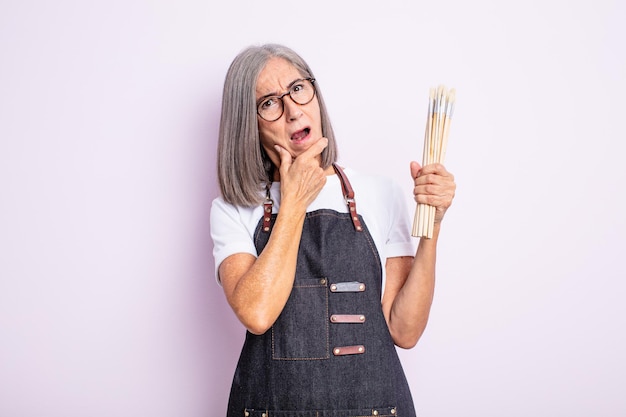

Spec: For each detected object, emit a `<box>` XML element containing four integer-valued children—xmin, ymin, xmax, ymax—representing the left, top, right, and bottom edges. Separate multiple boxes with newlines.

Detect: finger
<box><xmin>416</xmin><ymin>165</ymin><xmax>455</xmax><ymax>188</ymax></box>
<box><xmin>274</xmin><ymin>145</ymin><xmax>293</xmax><ymax>172</ymax></box>
<box><xmin>414</xmin><ymin>189</ymin><xmax>454</xmax><ymax>210</ymax></box>
<box><xmin>410</xmin><ymin>161</ymin><xmax>422</xmax><ymax>180</ymax></box>
<box><xmin>297</xmin><ymin>137</ymin><xmax>328</xmax><ymax>161</ymax></box>
<box><xmin>414</xmin><ymin>165</ymin><xmax>456</xmax><ymax>202</ymax></box>
<box><xmin>414</xmin><ymin>176</ymin><xmax>456</xmax><ymax>195</ymax></box>
<box><xmin>420</xmin><ymin>163</ymin><xmax>453</xmax><ymax>178</ymax></box>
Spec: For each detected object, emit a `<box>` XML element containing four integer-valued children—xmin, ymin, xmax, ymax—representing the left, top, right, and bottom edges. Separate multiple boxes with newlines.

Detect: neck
<box><xmin>270</xmin><ymin>164</ymin><xmax>337</xmax><ymax>182</ymax></box>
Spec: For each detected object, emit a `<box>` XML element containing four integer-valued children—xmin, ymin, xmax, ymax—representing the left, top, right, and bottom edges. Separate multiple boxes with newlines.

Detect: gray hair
<box><xmin>217</xmin><ymin>44</ymin><xmax>338</xmax><ymax>207</ymax></box>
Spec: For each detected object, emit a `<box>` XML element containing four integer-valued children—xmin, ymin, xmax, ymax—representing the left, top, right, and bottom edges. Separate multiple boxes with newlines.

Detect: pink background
<box><xmin>1</xmin><ymin>0</ymin><xmax>625</xmax><ymax>416</ymax></box>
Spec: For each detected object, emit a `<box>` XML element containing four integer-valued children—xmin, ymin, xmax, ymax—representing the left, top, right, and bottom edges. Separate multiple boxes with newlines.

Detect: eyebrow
<box><xmin>257</xmin><ymin>78</ymin><xmax>304</xmax><ymax>104</ymax></box>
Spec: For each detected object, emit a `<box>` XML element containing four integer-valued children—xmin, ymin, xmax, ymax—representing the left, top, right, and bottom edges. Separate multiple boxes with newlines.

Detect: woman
<box><xmin>211</xmin><ymin>44</ymin><xmax>456</xmax><ymax>417</ymax></box>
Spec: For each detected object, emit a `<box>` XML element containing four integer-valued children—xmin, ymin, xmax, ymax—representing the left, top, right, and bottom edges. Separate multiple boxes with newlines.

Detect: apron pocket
<box><xmin>272</xmin><ymin>277</ymin><xmax>329</xmax><ymax>360</ymax></box>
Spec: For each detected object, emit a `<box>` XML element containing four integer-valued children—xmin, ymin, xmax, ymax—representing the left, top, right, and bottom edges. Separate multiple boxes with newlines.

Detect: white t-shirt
<box><xmin>210</xmin><ymin>168</ymin><xmax>417</xmax><ymax>290</ymax></box>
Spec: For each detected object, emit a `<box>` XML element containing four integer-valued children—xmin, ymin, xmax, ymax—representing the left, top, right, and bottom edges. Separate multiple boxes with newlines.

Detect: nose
<box><xmin>283</xmin><ymin>96</ymin><xmax>303</xmax><ymax>121</ymax></box>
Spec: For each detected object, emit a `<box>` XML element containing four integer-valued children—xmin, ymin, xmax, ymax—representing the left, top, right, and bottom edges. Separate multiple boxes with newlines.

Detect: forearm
<box><xmin>388</xmin><ymin>223</ymin><xmax>440</xmax><ymax>348</ymax></box>
<box><xmin>221</xmin><ymin>138</ymin><xmax>331</xmax><ymax>334</ymax></box>
<box><xmin>225</xmin><ymin>200</ymin><xmax>306</xmax><ymax>334</ymax></box>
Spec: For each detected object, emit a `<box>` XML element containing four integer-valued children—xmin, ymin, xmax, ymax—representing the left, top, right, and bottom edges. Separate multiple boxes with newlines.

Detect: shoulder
<box><xmin>344</xmin><ymin>167</ymin><xmax>397</xmax><ymax>187</ymax></box>
<box><xmin>341</xmin><ymin>167</ymin><xmax>415</xmax><ymax>258</ymax></box>
<box><xmin>343</xmin><ymin>168</ymin><xmax>404</xmax><ymax>206</ymax></box>
<box><xmin>210</xmin><ymin>195</ymin><xmax>265</xmax><ymax>284</ymax></box>
<box><xmin>211</xmin><ymin>195</ymin><xmax>258</xmax><ymax>217</ymax></box>
<box><xmin>210</xmin><ymin>195</ymin><xmax>265</xmax><ymax>236</ymax></box>
<box><xmin>339</xmin><ymin>168</ymin><xmax>410</xmax><ymax>234</ymax></box>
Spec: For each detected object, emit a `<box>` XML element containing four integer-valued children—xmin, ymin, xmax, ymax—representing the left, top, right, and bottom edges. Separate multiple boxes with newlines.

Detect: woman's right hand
<box><xmin>219</xmin><ymin>137</ymin><xmax>330</xmax><ymax>335</ymax></box>
<box><xmin>274</xmin><ymin>137</ymin><xmax>329</xmax><ymax>212</ymax></box>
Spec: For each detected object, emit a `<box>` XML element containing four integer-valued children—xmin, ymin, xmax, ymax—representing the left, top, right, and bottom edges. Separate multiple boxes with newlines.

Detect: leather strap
<box><xmin>330</xmin><ymin>314</ymin><xmax>366</xmax><ymax>323</ymax></box>
<box><xmin>330</xmin><ymin>281</ymin><xmax>366</xmax><ymax>292</ymax></box>
<box><xmin>262</xmin><ymin>185</ymin><xmax>273</xmax><ymax>232</ymax></box>
<box><xmin>332</xmin><ymin>163</ymin><xmax>363</xmax><ymax>232</ymax></box>
<box><xmin>263</xmin><ymin>165</ymin><xmax>363</xmax><ymax>233</ymax></box>
<box><xmin>332</xmin><ymin>345</ymin><xmax>365</xmax><ymax>356</ymax></box>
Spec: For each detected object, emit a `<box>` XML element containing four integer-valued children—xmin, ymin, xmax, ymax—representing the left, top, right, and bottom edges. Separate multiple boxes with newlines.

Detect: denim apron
<box><xmin>226</xmin><ymin>165</ymin><xmax>416</xmax><ymax>417</ymax></box>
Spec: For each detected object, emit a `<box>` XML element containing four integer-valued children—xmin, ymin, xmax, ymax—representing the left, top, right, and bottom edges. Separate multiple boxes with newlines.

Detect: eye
<box><xmin>291</xmin><ymin>82</ymin><xmax>305</xmax><ymax>93</ymax></box>
<box><xmin>260</xmin><ymin>97</ymin><xmax>278</xmax><ymax>109</ymax></box>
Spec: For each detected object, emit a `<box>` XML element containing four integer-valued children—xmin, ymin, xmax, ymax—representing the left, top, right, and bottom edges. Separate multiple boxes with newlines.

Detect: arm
<box><xmin>381</xmin><ymin>162</ymin><xmax>456</xmax><ymax>348</ymax></box>
<box><xmin>219</xmin><ymin>138</ymin><xmax>329</xmax><ymax>335</ymax></box>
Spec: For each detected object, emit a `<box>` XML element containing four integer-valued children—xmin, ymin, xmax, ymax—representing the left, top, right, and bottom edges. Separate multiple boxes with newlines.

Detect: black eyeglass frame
<box><xmin>256</xmin><ymin>78</ymin><xmax>317</xmax><ymax>122</ymax></box>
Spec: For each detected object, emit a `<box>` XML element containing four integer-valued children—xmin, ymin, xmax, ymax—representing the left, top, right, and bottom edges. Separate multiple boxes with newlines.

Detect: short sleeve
<box><xmin>383</xmin><ymin>179</ymin><xmax>417</xmax><ymax>259</ymax></box>
<box><xmin>210</xmin><ymin>197</ymin><xmax>260</xmax><ymax>284</ymax></box>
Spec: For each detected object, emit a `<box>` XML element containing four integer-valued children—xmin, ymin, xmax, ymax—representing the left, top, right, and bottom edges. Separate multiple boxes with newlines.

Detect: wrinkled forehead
<box><xmin>255</xmin><ymin>57</ymin><xmax>307</xmax><ymax>98</ymax></box>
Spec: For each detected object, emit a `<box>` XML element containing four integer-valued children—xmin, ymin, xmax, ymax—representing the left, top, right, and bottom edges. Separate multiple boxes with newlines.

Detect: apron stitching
<box><xmin>237</xmin><ymin>171</ymin><xmax>414</xmax><ymax>415</ymax></box>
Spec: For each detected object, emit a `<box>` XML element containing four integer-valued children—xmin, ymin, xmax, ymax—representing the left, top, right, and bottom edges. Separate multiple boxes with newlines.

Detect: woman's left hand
<box><xmin>410</xmin><ymin>161</ymin><xmax>456</xmax><ymax>223</ymax></box>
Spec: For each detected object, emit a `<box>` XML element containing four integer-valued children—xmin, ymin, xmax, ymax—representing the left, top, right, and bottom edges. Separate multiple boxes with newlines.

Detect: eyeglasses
<box><xmin>256</xmin><ymin>78</ymin><xmax>316</xmax><ymax>122</ymax></box>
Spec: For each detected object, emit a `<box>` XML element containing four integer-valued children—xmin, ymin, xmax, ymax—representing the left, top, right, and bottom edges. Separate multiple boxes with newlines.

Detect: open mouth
<box><xmin>291</xmin><ymin>128</ymin><xmax>310</xmax><ymax>141</ymax></box>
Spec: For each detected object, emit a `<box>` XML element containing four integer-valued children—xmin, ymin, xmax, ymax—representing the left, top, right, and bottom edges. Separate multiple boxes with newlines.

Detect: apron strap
<box><xmin>262</xmin><ymin>184</ymin><xmax>273</xmax><ymax>232</ymax></box>
<box><xmin>332</xmin><ymin>163</ymin><xmax>363</xmax><ymax>232</ymax></box>
<box><xmin>262</xmin><ymin>165</ymin><xmax>363</xmax><ymax>233</ymax></box>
